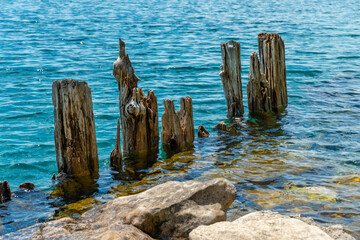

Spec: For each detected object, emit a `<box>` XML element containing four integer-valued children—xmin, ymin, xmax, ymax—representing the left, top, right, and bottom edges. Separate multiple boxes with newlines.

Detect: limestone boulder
<box><xmin>189</xmin><ymin>211</ymin><xmax>355</xmax><ymax>240</ymax></box>
<box><xmin>82</xmin><ymin>178</ymin><xmax>236</xmax><ymax>239</ymax></box>
<box><xmin>1</xmin><ymin>217</ymin><xmax>153</xmax><ymax>240</ymax></box>
<box><xmin>3</xmin><ymin>178</ymin><xmax>236</xmax><ymax>240</ymax></box>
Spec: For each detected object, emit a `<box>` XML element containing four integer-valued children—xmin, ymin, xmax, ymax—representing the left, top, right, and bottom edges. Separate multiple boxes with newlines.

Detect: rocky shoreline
<box><xmin>1</xmin><ymin>178</ymin><xmax>354</xmax><ymax>240</ymax></box>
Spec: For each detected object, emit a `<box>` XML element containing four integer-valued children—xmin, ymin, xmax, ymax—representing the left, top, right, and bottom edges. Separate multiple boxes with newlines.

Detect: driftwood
<box><xmin>161</xmin><ymin>96</ymin><xmax>194</xmax><ymax>149</ymax></box>
<box><xmin>0</xmin><ymin>180</ymin><xmax>11</xmax><ymax>203</ymax></box>
<box><xmin>219</xmin><ymin>40</ymin><xmax>244</xmax><ymax>117</ymax></box>
<box><xmin>113</xmin><ymin>38</ymin><xmax>159</xmax><ymax>156</ymax></box>
<box><xmin>257</xmin><ymin>33</ymin><xmax>287</xmax><ymax>112</ymax></box>
<box><xmin>197</xmin><ymin>125</ymin><xmax>210</xmax><ymax>138</ymax></box>
<box><xmin>52</xmin><ymin>79</ymin><xmax>99</xmax><ymax>177</ymax></box>
<box><xmin>110</xmin><ymin>118</ymin><xmax>122</xmax><ymax>168</ymax></box>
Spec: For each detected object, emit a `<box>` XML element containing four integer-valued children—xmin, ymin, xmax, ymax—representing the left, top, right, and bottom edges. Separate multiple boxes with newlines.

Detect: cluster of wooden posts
<box><xmin>51</xmin><ymin>33</ymin><xmax>287</xmax><ymax>179</ymax></box>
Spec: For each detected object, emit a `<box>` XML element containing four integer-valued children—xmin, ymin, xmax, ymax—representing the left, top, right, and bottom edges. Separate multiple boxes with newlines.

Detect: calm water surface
<box><xmin>0</xmin><ymin>0</ymin><xmax>360</xmax><ymax>237</ymax></box>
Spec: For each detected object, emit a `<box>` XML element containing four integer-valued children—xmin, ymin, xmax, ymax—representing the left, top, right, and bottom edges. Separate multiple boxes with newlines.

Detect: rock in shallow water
<box><xmin>189</xmin><ymin>211</ymin><xmax>355</xmax><ymax>240</ymax></box>
<box><xmin>19</xmin><ymin>182</ymin><xmax>35</xmax><ymax>190</ymax></box>
<box><xmin>3</xmin><ymin>178</ymin><xmax>236</xmax><ymax>240</ymax></box>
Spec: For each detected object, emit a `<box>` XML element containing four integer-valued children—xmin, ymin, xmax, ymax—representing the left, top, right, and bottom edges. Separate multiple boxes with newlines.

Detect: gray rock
<box><xmin>1</xmin><ymin>217</ymin><xmax>153</xmax><ymax>240</ymax></box>
<box><xmin>189</xmin><ymin>211</ymin><xmax>355</xmax><ymax>240</ymax></box>
<box><xmin>0</xmin><ymin>180</ymin><xmax>11</xmax><ymax>203</ymax></box>
<box><xmin>82</xmin><ymin>178</ymin><xmax>236</xmax><ymax>239</ymax></box>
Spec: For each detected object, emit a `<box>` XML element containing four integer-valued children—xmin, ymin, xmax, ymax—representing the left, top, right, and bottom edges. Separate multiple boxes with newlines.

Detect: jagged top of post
<box><xmin>52</xmin><ymin>79</ymin><xmax>89</xmax><ymax>88</ymax></box>
<box><xmin>119</xmin><ymin>38</ymin><xmax>126</xmax><ymax>58</ymax></box>
<box><xmin>221</xmin><ymin>40</ymin><xmax>240</xmax><ymax>49</ymax></box>
<box><xmin>258</xmin><ymin>33</ymin><xmax>281</xmax><ymax>40</ymax></box>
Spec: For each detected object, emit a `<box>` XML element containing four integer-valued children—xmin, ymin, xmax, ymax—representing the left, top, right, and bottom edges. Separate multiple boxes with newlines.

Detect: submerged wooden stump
<box><xmin>219</xmin><ymin>40</ymin><xmax>244</xmax><ymax>117</ymax></box>
<box><xmin>113</xmin><ymin>38</ymin><xmax>159</xmax><ymax>156</ymax></box>
<box><xmin>161</xmin><ymin>96</ymin><xmax>194</xmax><ymax>149</ymax></box>
<box><xmin>255</xmin><ymin>33</ymin><xmax>287</xmax><ymax>113</ymax></box>
<box><xmin>52</xmin><ymin>79</ymin><xmax>99</xmax><ymax>177</ymax></box>
<box><xmin>110</xmin><ymin>118</ymin><xmax>122</xmax><ymax>168</ymax></box>
<box><xmin>0</xmin><ymin>180</ymin><xmax>11</xmax><ymax>203</ymax></box>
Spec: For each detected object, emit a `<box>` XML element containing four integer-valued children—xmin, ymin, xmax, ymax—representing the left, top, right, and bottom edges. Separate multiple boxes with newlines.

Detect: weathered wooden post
<box><xmin>0</xmin><ymin>180</ymin><xmax>11</xmax><ymax>203</ymax></box>
<box><xmin>247</xmin><ymin>52</ymin><xmax>271</xmax><ymax>114</ymax></box>
<box><xmin>219</xmin><ymin>40</ymin><xmax>244</xmax><ymax>117</ymax></box>
<box><xmin>110</xmin><ymin>118</ymin><xmax>122</xmax><ymax>168</ymax></box>
<box><xmin>161</xmin><ymin>96</ymin><xmax>194</xmax><ymax>149</ymax></box>
<box><xmin>113</xmin><ymin>38</ymin><xmax>159</xmax><ymax>156</ymax></box>
<box><xmin>52</xmin><ymin>79</ymin><xmax>99</xmax><ymax>177</ymax></box>
<box><xmin>255</xmin><ymin>33</ymin><xmax>287</xmax><ymax>112</ymax></box>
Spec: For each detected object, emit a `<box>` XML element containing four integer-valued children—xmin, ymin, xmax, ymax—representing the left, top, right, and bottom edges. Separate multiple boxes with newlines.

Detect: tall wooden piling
<box><xmin>258</xmin><ymin>33</ymin><xmax>287</xmax><ymax>112</ymax></box>
<box><xmin>52</xmin><ymin>79</ymin><xmax>99</xmax><ymax>177</ymax></box>
<box><xmin>161</xmin><ymin>96</ymin><xmax>194</xmax><ymax>149</ymax></box>
<box><xmin>219</xmin><ymin>40</ymin><xmax>244</xmax><ymax>117</ymax></box>
<box><xmin>113</xmin><ymin>38</ymin><xmax>159</xmax><ymax>156</ymax></box>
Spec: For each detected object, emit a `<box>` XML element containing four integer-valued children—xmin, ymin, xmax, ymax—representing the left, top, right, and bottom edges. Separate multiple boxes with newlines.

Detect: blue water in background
<box><xmin>0</xmin><ymin>0</ymin><xmax>360</xmax><ymax>237</ymax></box>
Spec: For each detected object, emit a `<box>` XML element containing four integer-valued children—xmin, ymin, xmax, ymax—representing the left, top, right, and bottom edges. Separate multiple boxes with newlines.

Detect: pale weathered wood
<box><xmin>161</xmin><ymin>96</ymin><xmax>194</xmax><ymax>149</ymax></box>
<box><xmin>110</xmin><ymin>118</ymin><xmax>122</xmax><ymax>168</ymax></box>
<box><xmin>247</xmin><ymin>52</ymin><xmax>271</xmax><ymax>114</ymax></box>
<box><xmin>258</xmin><ymin>33</ymin><xmax>287</xmax><ymax>111</ymax></box>
<box><xmin>113</xmin><ymin>38</ymin><xmax>159</xmax><ymax>156</ymax></box>
<box><xmin>219</xmin><ymin>40</ymin><xmax>244</xmax><ymax>117</ymax></box>
<box><xmin>197</xmin><ymin>125</ymin><xmax>209</xmax><ymax>138</ymax></box>
<box><xmin>52</xmin><ymin>79</ymin><xmax>99</xmax><ymax>177</ymax></box>
<box><xmin>0</xmin><ymin>180</ymin><xmax>11</xmax><ymax>203</ymax></box>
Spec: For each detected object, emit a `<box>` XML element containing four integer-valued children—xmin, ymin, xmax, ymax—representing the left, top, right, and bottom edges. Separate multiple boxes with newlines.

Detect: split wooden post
<box><xmin>110</xmin><ymin>118</ymin><xmax>122</xmax><ymax>168</ymax></box>
<box><xmin>0</xmin><ymin>180</ymin><xmax>11</xmax><ymax>203</ymax></box>
<box><xmin>257</xmin><ymin>33</ymin><xmax>287</xmax><ymax>112</ymax></box>
<box><xmin>113</xmin><ymin>38</ymin><xmax>159</xmax><ymax>156</ymax></box>
<box><xmin>161</xmin><ymin>96</ymin><xmax>194</xmax><ymax>149</ymax></box>
<box><xmin>219</xmin><ymin>40</ymin><xmax>244</xmax><ymax>117</ymax></box>
<box><xmin>52</xmin><ymin>79</ymin><xmax>99</xmax><ymax>177</ymax></box>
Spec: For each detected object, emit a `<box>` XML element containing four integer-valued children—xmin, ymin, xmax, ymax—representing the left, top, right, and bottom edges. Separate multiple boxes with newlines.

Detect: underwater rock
<box><xmin>197</xmin><ymin>125</ymin><xmax>210</xmax><ymax>138</ymax></box>
<box><xmin>0</xmin><ymin>180</ymin><xmax>11</xmax><ymax>203</ymax></box>
<box><xmin>214</xmin><ymin>121</ymin><xmax>227</xmax><ymax>131</ymax></box>
<box><xmin>219</xmin><ymin>40</ymin><xmax>244</xmax><ymax>117</ymax></box>
<box><xmin>113</xmin><ymin>38</ymin><xmax>159</xmax><ymax>156</ymax></box>
<box><xmin>52</xmin><ymin>79</ymin><xmax>99</xmax><ymax>178</ymax></box>
<box><xmin>19</xmin><ymin>182</ymin><xmax>35</xmax><ymax>190</ymax></box>
<box><xmin>189</xmin><ymin>211</ymin><xmax>354</xmax><ymax>240</ymax></box>
<box><xmin>161</xmin><ymin>96</ymin><xmax>195</xmax><ymax>150</ymax></box>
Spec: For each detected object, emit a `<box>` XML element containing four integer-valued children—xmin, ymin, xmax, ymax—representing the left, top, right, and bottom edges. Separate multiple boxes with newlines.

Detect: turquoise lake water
<box><xmin>1</xmin><ymin>0</ymin><xmax>360</xmax><ymax>237</ymax></box>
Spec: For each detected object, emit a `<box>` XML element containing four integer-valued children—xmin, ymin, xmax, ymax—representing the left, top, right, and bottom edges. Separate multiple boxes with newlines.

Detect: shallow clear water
<box><xmin>0</xmin><ymin>0</ymin><xmax>360</xmax><ymax>237</ymax></box>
